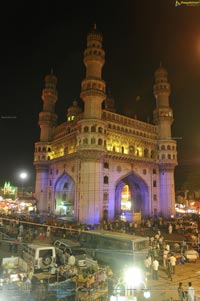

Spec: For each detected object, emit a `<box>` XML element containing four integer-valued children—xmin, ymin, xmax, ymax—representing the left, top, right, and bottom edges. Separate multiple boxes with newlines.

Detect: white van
<box><xmin>22</xmin><ymin>244</ymin><xmax>56</xmax><ymax>272</ymax></box>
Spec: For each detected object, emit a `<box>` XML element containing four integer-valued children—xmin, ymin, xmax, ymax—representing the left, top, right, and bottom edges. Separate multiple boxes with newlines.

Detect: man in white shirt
<box><xmin>152</xmin><ymin>258</ymin><xmax>159</xmax><ymax>280</ymax></box>
<box><xmin>187</xmin><ymin>282</ymin><xmax>195</xmax><ymax>301</ymax></box>
<box><xmin>68</xmin><ymin>253</ymin><xmax>76</xmax><ymax>266</ymax></box>
<box><xmin>163</xmin><ymin>248</ymin><xmax>169</xmax><ymax>268</ymax></box>
<box><xmin>169</xmin><ymin>253</ymin><xmax>177</xmax><ymax>274</ymax></box>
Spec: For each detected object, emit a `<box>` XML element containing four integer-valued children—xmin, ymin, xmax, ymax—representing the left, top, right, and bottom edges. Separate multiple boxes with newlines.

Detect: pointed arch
<box><xmin>115</xmin><ymin>172</ymin><xmax>149</xmax><ymax>219</ymax></box>
<box><xmin>54</xmin><ymin>172</ymin><xmax>75</xmax><ymax>216</ymax></box>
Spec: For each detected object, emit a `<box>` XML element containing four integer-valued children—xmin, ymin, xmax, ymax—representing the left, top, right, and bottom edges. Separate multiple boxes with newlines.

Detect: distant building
<box><xmin>0</xmin><ymin>181</ymin><xmax>17</xmax><ymax>200</ymax></box>
<box><xmin>34</xmin><ymin>26</ymin><xmax>177</xmax><ymax>223</ymax></box>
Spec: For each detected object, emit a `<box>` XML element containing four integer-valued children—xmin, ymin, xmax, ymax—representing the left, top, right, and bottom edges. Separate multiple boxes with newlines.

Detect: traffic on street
<box><xmin>0</xmin><ymin>213</ymin><xmax>200</xmax><ymax>300</ymax></box>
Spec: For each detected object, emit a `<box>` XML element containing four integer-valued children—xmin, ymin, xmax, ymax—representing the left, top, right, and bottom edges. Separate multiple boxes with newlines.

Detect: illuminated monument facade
<box><xmin>34</xmin><ymin>27</ymin><xmax>177</xmax><ymax>223</ymax></box>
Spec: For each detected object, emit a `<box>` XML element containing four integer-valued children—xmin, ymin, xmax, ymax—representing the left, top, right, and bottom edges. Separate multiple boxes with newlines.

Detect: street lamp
<box><xmin>123</xmin><ymin>267</ymin><xmax>151</xmax><ymax>300</ymax></box>
<box><xmin>19</xmin><ymin>172</ymin><xmax>27</xmax><ymax>199</ymax></box>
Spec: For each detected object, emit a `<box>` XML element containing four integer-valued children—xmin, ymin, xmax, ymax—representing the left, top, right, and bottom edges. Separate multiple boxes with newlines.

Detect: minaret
<box><xmin>34</xmin><ymin>71</ymin><xmax>58</xmax><ymax>211</ymax></box>
<box><xmin>80</xmin><ymin>24</ymin><xmax>106</xmax><ymax>118</ymax></box>
<box><xmin>77</xmin><ymin>26</ymin><xmax>107</xmax><ymax>224</ymax></box>
<box><xmin>39</xmin><ymin>71</ymin><xmax>58</xmax><ymax>141</ymax></box>
<box><xmin>67</xmin><ymin>99</ymin><xmax>82</xmax><ymax>122</ymax></box>
<box><xmin>153</xmin><ymin>64</ymin><xmax>177</xmax><ymax>218</ymax></box>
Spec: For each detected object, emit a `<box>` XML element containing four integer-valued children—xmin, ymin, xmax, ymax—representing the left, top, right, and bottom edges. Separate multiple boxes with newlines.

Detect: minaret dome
<box><xmin>44</xmin><ymin>71</ymin><xmax>57</xmax><ymax>89</ymax></box>
<box><xmin>87</xmin><ymin>24</ymin><xmax>103</xmax><ymax>44</ymax></box>
<box><xmin>154</xmin><ymin>64</ymin><xmax>168</xmax><ymax>78</ymax></box>
<box><xmin>67</xmin><ymin>99</ymin><xmax>82</xmax><ymax>121</ymax></box>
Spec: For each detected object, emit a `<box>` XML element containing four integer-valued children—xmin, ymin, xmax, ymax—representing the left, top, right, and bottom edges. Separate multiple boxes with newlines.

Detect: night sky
<box><xmin>1</xmin><ymin>0</ymin><xmax>200</xmax><ymax>190</ymax></box>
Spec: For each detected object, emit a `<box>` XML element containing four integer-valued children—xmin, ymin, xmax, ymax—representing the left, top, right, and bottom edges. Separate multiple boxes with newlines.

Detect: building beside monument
<box><xmin>34</xmin><ymin>26</ymin><xmax>177</xmax><ymax>224</ymax></box>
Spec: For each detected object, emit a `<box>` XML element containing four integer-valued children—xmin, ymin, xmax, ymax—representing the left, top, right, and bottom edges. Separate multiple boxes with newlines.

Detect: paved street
<box><xmin>18</xmin><ymin>238</ymin><xmax>200</xmax><ymax>300</ymax></box>
<box><xmin>1</xmin><ymin>230</ymin><xmax>200</xmax><ymax>301</ymax></box>
<box><xmin>143</xmin><ymin>259</ymin><xmax>200</xmax><ymax>301</ymax></box>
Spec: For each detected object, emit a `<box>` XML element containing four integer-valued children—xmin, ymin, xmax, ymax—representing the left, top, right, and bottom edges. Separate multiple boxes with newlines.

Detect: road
<box><xmin>1</xmin><ymin>230</ymin><xmax>200</xmax><ymax>301</ymax></box>
<box><xmin>143</xmin><ymin>259</ymin><xmax>200</xmax><ymax>301</ymax></box>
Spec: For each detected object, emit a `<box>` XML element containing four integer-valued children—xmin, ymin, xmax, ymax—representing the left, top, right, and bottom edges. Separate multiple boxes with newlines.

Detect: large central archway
<box><xmin>54</xmin><ymin>173</ymin><xmax>75</xmax><ymax>216</ymax></box>
<box><xmin>115</xmin><ymin>173</ymin><xmax>149</xmax><ymax>220</ymax></box>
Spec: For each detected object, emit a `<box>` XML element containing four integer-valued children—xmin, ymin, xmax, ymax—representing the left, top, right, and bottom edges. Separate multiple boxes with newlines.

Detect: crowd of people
<box><xmin>0</xmin><ymin>211</ymin><xmax>200</xmax><ymax>300</ymax></box>
<box><xmin>1</xmin><ymin>211</ymin><xmax>200</xmax><ymax>240</ymax></box>
<box><xmin>142</xmin><ymin>225</ymin><xmax>198</xmax><ymax>300</ymax></box>
<box><xmin>144</xmin><ymin>222</ymin><xmax>200</xmax><ymax>278</ymax></box>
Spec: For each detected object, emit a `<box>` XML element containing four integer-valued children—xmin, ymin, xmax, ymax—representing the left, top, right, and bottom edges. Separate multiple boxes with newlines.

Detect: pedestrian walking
<box><xmin>169</xmin><ymin>253</ymin><xmax>177</xmax><ymax>274</ymax></box>
<box><xmin>144</xmin><ymin>255</ymin><xmax>151</xmax><ymax>279</ymax></box>
<box><xmin>168</xmin><ymin>223</ymin><xmax>173</xmax><ymax>234</ymax></box>
<box><xmin>166</xmin><ymin>258</ymin><xmax>172</xmax><ymax>281</ymax></box>
<box><xmin>152</xmin><ymin>257</ymin><xmax>159</xmax><ymax>280</ymax></box>
<box><xmin>177</xmin><ymin>282</ymin><xmax>185</xmax><ymax>301</ymax></box>
<box><xmin>46</xmin><ymin>226</ymin><xmax>51</xmax><ymax>238</ymax></box>
<box><xmin>163</xmin><ymin>248</ymin><xmax>169</xmax><ymax>268</ymax></box>
<box><xmin>147</xmin><ymin>254</ymin><xmax>152</xmax><ymax>267</ymax></box>
<box><xmin>181</xmin><ymin>239</ymin><xmax>187</xmax><ymax>253</ymax></box>
<box><xmin>187</xmin><ymin>282</ymin><xmax>195</xmax><ymax>301</ymax></box>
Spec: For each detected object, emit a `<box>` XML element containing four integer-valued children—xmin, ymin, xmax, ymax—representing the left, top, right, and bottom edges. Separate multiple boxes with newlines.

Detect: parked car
<box><xmin>184</xmin><ymin>249</ymin><xmax>199</xmax><ymax>262</ymax></box>
<box><xmin>22</xmin><ymin>243</ymin><xmax>57</xmax><ymax>272</ymax></box>
<box><xmin>53</xmin><ymin>239</ymin><xmax>97</xmax><ymax>268</ymax></box>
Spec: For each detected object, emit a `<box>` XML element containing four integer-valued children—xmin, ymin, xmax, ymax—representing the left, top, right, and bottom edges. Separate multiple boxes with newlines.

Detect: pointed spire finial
<box><xmin>94</xmin><ymin>23</ymin><xmax>96</xmax><ymax>30</ymax></box>
<box><xmin>51</xmin><ymin>68</ymin><xmax>54</xmax><ymax>75</ymax></box>
<box><xmin>73</xmin><ymin>98</ymin><xmax>78</xmax><ymax>106</ymax></box>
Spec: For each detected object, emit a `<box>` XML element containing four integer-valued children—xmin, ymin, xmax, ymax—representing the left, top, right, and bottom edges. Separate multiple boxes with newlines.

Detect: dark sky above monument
<box><xmin>1</xmin><ymin>0</ymin><xmax>200</xmax><ymax>189</ymax></box>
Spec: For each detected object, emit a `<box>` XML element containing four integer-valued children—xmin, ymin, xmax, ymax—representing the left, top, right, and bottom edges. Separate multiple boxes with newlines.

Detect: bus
<box><xmin>79</xmin><ymin>230</ymin><xmax>149</xmax><ymax>270</ymax></box>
